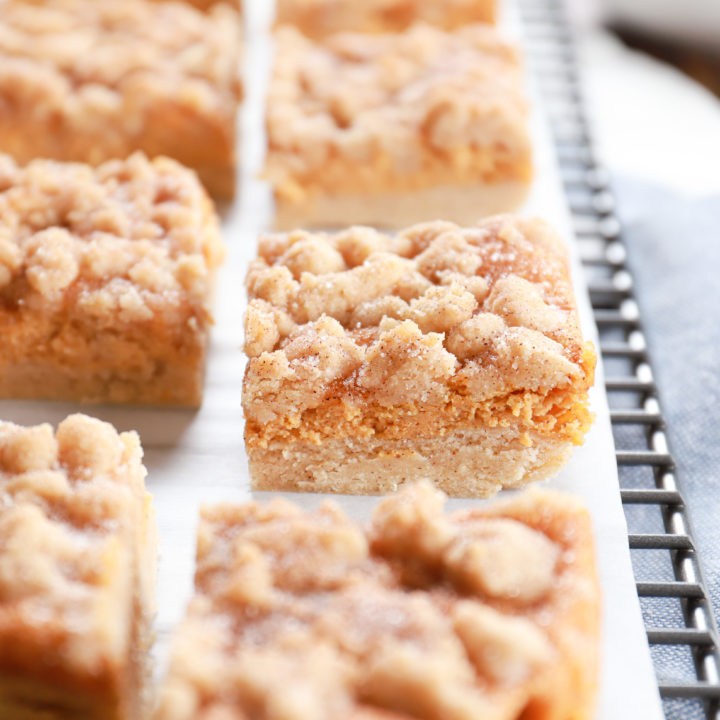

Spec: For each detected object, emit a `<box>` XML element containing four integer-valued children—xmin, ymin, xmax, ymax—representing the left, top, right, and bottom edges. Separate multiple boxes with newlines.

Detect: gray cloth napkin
<box><xmin>612</xmin><ymin>175</ymin><xmax>720</xmax><ymax>717</ymax></box>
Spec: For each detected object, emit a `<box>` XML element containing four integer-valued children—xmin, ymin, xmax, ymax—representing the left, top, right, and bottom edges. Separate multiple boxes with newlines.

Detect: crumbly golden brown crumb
<box><xmin>156</xmin><ymin>482</ymin><xmax>600</xmax><ymax>720</ymax></box>
<box><xmin>276</xmin><ymin>0</ymin><xmax>495</xmax><ymax>37</ymax></box>
<box><xmin>0</xmin><ymin>0</ymin><xmax>241</xmax><ymax>198</ymax></box>
<box><xmin>0</xmin><ymin>414</ymin><xmax>156</xmax><ymax>720</ymax></box>
<box><xmin>0</xmin><ymin>152</ymin><xmax>225</xmax><ymax>406</ymax></box>
<box><xmin>243</xmin><ymin>216</ymin><xmax>595</xmax><ymax>495</ymax></box>
<box><xmin>266</xmin><ymin>24</ymin><xmax>530</xmax><ymax>227</ymax></box>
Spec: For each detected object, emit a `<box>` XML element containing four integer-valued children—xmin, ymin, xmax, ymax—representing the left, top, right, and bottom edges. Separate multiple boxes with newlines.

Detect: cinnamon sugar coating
<box><xmin>0</xmin><ymin>0</ymin><xmax>241</xmax><ymax>198</ymax></box>
<box><xmin>266</xmin><ymin>24</ymin><xmax>530</xmax><ymax>208</ymax></box>
<box><xmin>0</xmin><ymin>153</ymin><xmax>225</xmax><ymax>405</ymax></box>
<box><xmin>0</xmin><ymin>415</ymin><xmax>156</xmax><ymax>719</ymax></box>
<box><xmin>157</xmin><ymin>482</ymin><xmax>599</xmax><ymax>720</ymax></box>
<box><xmin>276</xmin><ymin>0</ymin><xmax>495</xmax><ymax>37</ymax></box>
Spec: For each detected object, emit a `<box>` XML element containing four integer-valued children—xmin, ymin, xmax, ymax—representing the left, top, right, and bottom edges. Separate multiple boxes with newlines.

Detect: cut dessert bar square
<box><xmin>0</xmin><ymin>414</ymin><xmax>157</xmax><ymax>720</ymax></box>
<box><xmin>266</xmin><ymin>24</ymin><xmax>530</xmax><ymax>229</ymax></box>
<box><xmin>243</xmin><ymin>216</ymin><xmax>596</xmax><ymax>496</ymax></box>
<box><xmin>0</xmin><ymin>153</ymin><xmax>225</xmax><ymax>406</ymax></box>
<box><xmin>156</xmin><ymin>481</ymin><xmax>600</xmax><ymax>720</ymax></box>
<box><xmin>0</xmin><ymin>0</ymin><xmax>242</xmax><ymax>199</ymax></box>
<box><xmin>276</xmin><ymin>0</ymin><xmax>496</xmax><ymax>37</ymax></box>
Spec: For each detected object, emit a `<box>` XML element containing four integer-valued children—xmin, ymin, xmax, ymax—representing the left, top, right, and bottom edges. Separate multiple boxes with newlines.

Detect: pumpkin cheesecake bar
<box><xmin>0</xmin><ymin>414</ymin><xmax>157</xmax><ymax>720</ymax></box>
<box><xmin>243</xmin><ymin>216</ymin><xmax>595</xmax><ymax>496</ymax></box>
<box><xmin>0</xmin><ymin>0</ymin><xmax>241</xmax><ymax>199</ymax></box>
<box><xmin>276</xmin><ymin>0</ymin><xmax>496</xmax><ymax>37</ymax></box>
<box><xmin>0</xmin><ymin>153</ymin><xmax>225</xmax><ymax>406</ymax></box>
<box><xmin>266</xmin><ymin>24</ymin><xmax>530</xmax><ymax>230</ymax></box>
<box><xmin>156</xmin><ymin>482</ymin><xmax>600</xmax><ymax>720</ymax></box>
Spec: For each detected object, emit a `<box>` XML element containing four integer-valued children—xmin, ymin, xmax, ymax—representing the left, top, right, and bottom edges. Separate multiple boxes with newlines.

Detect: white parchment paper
<box><xmin>0</xmin><ymin>1</ymin><xmax>663</xmax><ymax>717</ymax></box>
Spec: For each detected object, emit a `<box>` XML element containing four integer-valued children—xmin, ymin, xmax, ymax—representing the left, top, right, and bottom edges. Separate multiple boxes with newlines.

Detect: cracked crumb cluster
<box><xmin>0</xmin><ymin>0</ymin><xmax>242</xmax><ymax>198</ymax></box>
<box><xmin>0</xmin><ymin>415</ymin><xmax>156</xmax><ymax>720</ymax></box>
<box><xmin>157</xmin><ymin>482</ymin><xmax>599</xmax><ymax>720</ymax></box>
<box><xmin>243</xmin><ymin>216</ymin><xmax>595</xmax><ymax>495</ymax></box>
<box><xmin>276</xmin><ymin>0</ymin><xmax>496</xmax><ymax>37</ymax></box>
<box><xmin>0</xmin><ymin>153</ymin><xmax>223</xmax><ymax>312</ymax></box>
<box><xmin>0</xmin><ymin>153</ymin><xmax>225</xmax><ymax>406</ymax></box>
<box><xmin>266</xmin><ymin>24</ymin><xmax>530</xmax><ymax>209</ymax></box>
<box><xmin>245</xmin><ymin>216</ymin><xmax>584</xmax><ymax>416</ymax></box>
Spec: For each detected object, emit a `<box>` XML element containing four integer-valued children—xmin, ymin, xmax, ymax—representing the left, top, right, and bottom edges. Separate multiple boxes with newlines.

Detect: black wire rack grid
<box><xmin>518</xmin><ymin>1</ymin><xmax>720</xmax><ymax>718</ymax></box>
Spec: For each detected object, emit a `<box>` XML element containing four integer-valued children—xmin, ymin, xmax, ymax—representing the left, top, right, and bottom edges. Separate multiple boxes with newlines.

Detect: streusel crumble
<box><xmin>156</xmin><ymin>482</ymin><xmax>599</xmax><ymax>720</ymax></box>
<box><xmin>276</xmin><ymin>0</ymin><xmax>495</xmax><ymax>37</ymax></box>
<box><xmin>0</xmin><ymin>414</ymin><xmax>157</xmax><ymax>720</ymax></box>
<box><xmin>0</xmin><ymin>153</ymin><xmax>225</xmax><ymax>406</ymax></box>
<box><xmin>266</xmin><ymin>23</ymin><xmax>531</xmax><ymax>229</ymax></box>
<box><xmin>0</xmin><ymin>0</ymin><xmax>241</xmax><ymax>198</ymax></box>
<box><xmin>243</xmin><ymin>216</ymin><xmax>595</xmax><ymax>496</ymax></box>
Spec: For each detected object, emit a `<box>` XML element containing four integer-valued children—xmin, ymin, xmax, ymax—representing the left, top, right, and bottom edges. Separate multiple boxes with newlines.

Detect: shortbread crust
<box><xmin>243</xmin><ymin>216</ymin><xmax>595</xmax><ymax>496</ymax></box>
<box><xmin>0</xmin><ymin>415</ymin><xmax>157</xmax><ymax>720</ymax></box>
<box><xmin>276</xmin><ymin>0</ymin><xmax>496</xmax><ymax>37</ymax></box>
<box><xmin>248</xmin><ymin>428</ymin><xmax>571</xmax><ymax>496</ymax></box>
<box><xmin>156</xmin><ymin>482</ymin><xmax>600</xmax><ymax>720</ymax></box>
<box><xmin>0</xmin><ymin>0</ymin><xmax>241</xmax><ymax>199</ymax></box>
<box><xmin>0</xmin><ymin>153</ymin><xmax>225</xmax><ymax>406</ymax></box>
<box><xmin>266</xmin><ymin>24</ymin><xmax>531</xmax><ymax>229</ymax></box>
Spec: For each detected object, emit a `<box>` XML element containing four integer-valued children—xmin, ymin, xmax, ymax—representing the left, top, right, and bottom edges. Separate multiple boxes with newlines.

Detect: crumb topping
<box><xmin>243</xmin><ymin>216</ymin><xmax>594</xmax><ymax>424</ymax></box>
<box><xmin>0</xmin><ymin>415</ymin><xmax>149</xmax><ymax>674</ymax></box>
<box><xmin>266</xmin><ymin>24</ymin><xmax>530</xmax><ymax>200</ymax></box>
<box><xmin>0</xmin><ymin>153</ymin><xmax>225</xmax><ymax>324</ymax></box>
<box><xmin>158</xmin><ymin>482</ymin><xmax>596</xmax><ymax>720</ymax></box>
<box><xmin>0</xmin><ymin>0</ymin><xmax>241</xmax><ymax>132</ymax></box>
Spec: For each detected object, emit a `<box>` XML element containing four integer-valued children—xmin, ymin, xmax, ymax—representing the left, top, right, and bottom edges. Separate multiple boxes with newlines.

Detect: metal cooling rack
<box><xmin>517</xmin><ymin>1</ymin><xmax>720</xmax><ymax>717</ymax></box>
